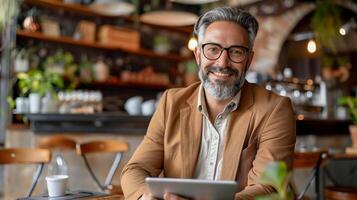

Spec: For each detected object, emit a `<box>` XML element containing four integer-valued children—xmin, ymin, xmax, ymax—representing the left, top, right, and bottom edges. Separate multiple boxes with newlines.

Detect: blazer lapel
<box><xmin>221</xmin><ymin>83</ymin><xmax>254</xmax><ymax>180</ymax></box>
<box><xmin>180</xmin><ymin>89</ymin><xmax>202</xmax><ymax>178</ymax></box>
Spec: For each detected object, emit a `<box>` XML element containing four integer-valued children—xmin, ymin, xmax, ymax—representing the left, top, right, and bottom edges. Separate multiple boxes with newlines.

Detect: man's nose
<box><xmin>215</xmin><ymin>49</ymin><xmax>230</xmax><ymax>67</ymax></box>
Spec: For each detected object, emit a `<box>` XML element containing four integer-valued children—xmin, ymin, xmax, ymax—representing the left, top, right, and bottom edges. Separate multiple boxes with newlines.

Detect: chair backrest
<box><xmin>38</xmin><ymin>135</ymin><xmax>77</xmax><ymax>150</ymax></box>
<box><xmin>292</xmin><ymin>150</ymin><xmax>328</xmax><ymax>200</ymax></box>
<box><xmin>293</xmin><ymin>151</ymin><xmax>327</xmax><ymax>168</ymax></box>
<box><xmin>76</xmin><ymin>140</ymin><xmax>129</xmax><ymax>193</ymax></box>
<box><xmin>325</xmin><ymin>186</ymin><xmax>357</xmax><ymax>200</ymax></box>
<box><xmin>0</xmin><ymin>148</ymin><xmax>51</xmax><ymax>197</ymax></box>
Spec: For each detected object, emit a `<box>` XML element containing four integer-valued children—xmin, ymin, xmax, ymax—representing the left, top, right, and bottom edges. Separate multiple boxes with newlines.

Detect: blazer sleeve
<box><xmin>121</xmin><ymin>91</ymin><xmax>168</xmax><ymax>200</ymax></box>
<box><xmin>236</xmin><ymin>97</ymin><xmax>296</xmax><ymax>200</ymax></box>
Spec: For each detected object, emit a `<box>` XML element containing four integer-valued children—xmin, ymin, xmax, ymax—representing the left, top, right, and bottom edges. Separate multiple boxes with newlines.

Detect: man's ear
<box><xmin>193</xmin><ymin>46</ymin><xmax>201</xmax><ymax>66</ymax></box>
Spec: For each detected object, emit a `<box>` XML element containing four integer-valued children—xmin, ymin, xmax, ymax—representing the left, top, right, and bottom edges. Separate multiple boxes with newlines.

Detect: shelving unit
<box><xmin>23</xmin><ymin>0</ymin><xmax>193</xmax><ymax>34</ymax></box>
<box><xmin>16</xmin><ymin>30</ymin><xmax>192</xmax><ymax>62</ymax></box>
<box><xmin>14</xmin><ymin>0</ymin><xmax>196</xmax><ymax>117</ymax></box>
<box><xmin>24</xmin><ymin>0</ymin><xmax>131</xmax><ymax>19</ymax></box>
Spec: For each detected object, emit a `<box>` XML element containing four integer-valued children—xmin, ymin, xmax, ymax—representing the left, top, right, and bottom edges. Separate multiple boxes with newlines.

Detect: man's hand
<box><xmin>163</xmin><ymin>193</ymin><xmax>190</xmax><ymax>200</ymax></box>
<box><xmin>139</xmin><ymin>192</ymin><xmax>189</xmax><ymax>200</ymax></box>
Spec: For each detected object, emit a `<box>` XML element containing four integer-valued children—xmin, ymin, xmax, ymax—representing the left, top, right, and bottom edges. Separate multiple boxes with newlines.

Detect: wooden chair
<box><xmin>38</xmin><ymin>135</ymin><xmax>77</xmax><ymax>176</ymax></box>
<box><xmin>292</xmin><ymin>150</ymin><xmax>328</xmax><ymax>200</ymax></box>
<box><xmin>0</xmin><ymin>148</ymin><xmax>51</xmax><ymax>197</ymax></box>
<box><xmin>324</xmin><ymin>186</ymin><xmax>357</xmax><ymax>200</ymax></box>
<box><xmin>38</xmin><ymin>135</ymin><xmax>77</xmax><ymax>150</ymax></box>
<box><xmin>323</xmin><ymin>153</ymin><xmax>357</xmax><ymax>200</ymax></box>
<box><xmin>76</xmin><ymin>140</ymin><xmax>129</xmax><ymax>194</ymax></box>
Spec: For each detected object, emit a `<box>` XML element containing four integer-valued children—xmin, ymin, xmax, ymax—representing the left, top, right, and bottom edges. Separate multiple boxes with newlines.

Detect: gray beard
<box><xmin>198</xmin><ymin>66</ymin><xmax>246</xmax><ymax>101</ymax></box>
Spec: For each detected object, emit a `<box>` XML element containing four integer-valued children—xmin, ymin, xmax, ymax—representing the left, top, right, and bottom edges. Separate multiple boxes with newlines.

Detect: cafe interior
<box><xmin>0</xmin><ymin>0</ymin><xmax>356</xmax><ymax>199</ymax></box>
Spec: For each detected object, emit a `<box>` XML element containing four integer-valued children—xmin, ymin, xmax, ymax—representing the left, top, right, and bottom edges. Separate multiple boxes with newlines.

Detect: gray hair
<box><xmin>194</xmin><ymin>7</ymin><xmax>259</xmax><ymax>48</ymax></box>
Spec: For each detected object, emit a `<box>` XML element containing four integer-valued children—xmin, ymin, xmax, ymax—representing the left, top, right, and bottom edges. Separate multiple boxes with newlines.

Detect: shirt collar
<box><xmin>197</xmin><ymin>83</ymin><xmax>241</xmax><ymax>115</ymax></box>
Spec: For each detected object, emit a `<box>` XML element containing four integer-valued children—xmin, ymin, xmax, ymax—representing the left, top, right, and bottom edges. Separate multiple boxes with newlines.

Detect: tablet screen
<box><xmin>146</xmin><ymin>177</ymin><xmax>237</xmax><ymax>200</ymax></box>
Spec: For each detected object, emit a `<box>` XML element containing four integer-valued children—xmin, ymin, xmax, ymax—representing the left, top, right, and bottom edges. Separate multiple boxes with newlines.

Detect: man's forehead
<box><xmin>203</xmin><ymin>21</ymin><xmax>249</xmax><ymax>45</ymax></box>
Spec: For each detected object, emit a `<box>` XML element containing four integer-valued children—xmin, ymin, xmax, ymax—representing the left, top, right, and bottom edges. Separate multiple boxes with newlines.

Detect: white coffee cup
<box><xmin>46</xmin><ymin>175</ymin><xmax>69</xmax><ymax>197</ymax></box>
<box><xmin>141</xmin><ymin>99</ymin><xmax>156</xmax><ymax>116</ymax></box>
<box><xmin>124</xmin><ymin>96</ymin><xmax>143</xmax><ymax>116</ymax></box>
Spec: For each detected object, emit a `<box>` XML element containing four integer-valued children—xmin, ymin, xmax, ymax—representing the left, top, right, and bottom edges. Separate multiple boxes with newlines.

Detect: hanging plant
<box><xmin>0</xmin><ymin>0</ymin><xmax>20</xmax><ymax>50</ymax></box>
<box><xmin>310</xmin><ymin>0</ymin><xmax>342</xmax><ymax>53</ymax></box>
<box><xmin>0</xmin><ymin>0</ymin><xmax>19</xmax><ymax>31</ymax></box>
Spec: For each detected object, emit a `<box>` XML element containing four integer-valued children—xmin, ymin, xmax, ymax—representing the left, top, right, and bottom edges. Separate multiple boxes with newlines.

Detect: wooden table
<box><xmin>86</xmin><ymin>194</ymin><xmax>124</xmax><ymax>199</ymax></box>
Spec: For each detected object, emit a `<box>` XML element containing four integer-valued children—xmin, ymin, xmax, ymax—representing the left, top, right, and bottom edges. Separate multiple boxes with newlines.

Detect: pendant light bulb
<box><xmin>188</xmin><ymin>36</ymin><xmax>198</xmax><ymax>51</ymax></box>
<box><xmin>307</xmin><ymin>39</ymin><xmax>317</xmax><ymax>54</ymax></box>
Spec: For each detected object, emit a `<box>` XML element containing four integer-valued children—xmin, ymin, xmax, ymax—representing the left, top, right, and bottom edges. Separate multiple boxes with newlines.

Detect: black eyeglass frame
<box><xmin>201</xmin><ymin>43</ymin><xmax>250</xmax><ymax>63</ymax></box>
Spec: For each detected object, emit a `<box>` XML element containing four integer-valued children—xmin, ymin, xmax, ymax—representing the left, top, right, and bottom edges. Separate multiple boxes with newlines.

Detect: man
<box><xmin>121</xmin><ymin>7</ymin><xmax>296</xmax><ymax>200</ymax></box>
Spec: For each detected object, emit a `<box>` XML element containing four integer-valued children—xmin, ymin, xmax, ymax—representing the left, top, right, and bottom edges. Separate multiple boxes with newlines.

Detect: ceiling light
<box><xmin>339</xmin><ymin>18</ymin><xmax>356</xmax><ymax>36</ymax></box>
<box><xmin>188</xmin><ymin>36</ymin><xmax>197</xmax><ymax>51</ymax></box>
<box><xmin>307</xmin><ymin>39</ymin><xmax>317</xmax><ymax>54</ymax></box>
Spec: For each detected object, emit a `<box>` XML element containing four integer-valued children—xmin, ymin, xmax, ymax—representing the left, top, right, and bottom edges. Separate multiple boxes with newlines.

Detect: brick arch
<box><xmin>251</xmin><ymin>3</ymin><xmax>315</xmax><ymax>75</ymax></box>
<box><xmin>251</xmin><ymin>0</ymin><xmax>357</xmax><ymax>75</ymax></box>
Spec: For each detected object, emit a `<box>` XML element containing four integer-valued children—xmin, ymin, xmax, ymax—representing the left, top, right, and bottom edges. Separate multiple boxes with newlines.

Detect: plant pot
<box><xmin>41</xmin><ymin>92</ymin><xmax>58</xmax><ymax>113</ymax></box>
<box><xmin>349</xmin><ymin>125</ymin><xmax>357</xmax><ymax>147</ymax></box>
<box><xmin>29</xmin><ymin>93</ymin><xmax>41</xmax><ymax>113</ymax></box>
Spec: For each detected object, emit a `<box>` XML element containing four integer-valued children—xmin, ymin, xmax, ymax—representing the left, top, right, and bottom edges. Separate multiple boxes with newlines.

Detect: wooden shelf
<box><xmin>16</xmin><ymin>30</ymin><xmax>193</xmax><ymax>62</ymax></box>
<box><xmin>23</xmin><ymin>0</ymin><xmax>131</xmax><ymax>20</ymax></box>
<box><xmin>23</xmin><ymin>0</ymin><xmax>193</xmax><ymax>34</ymax></box>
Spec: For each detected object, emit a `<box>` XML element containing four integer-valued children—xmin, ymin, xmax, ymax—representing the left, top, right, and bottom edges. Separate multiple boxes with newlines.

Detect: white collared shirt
<box><xmin>193</xmin><ymin>84</ymin><xmax>241</xmax><ymax>180</ymax></box>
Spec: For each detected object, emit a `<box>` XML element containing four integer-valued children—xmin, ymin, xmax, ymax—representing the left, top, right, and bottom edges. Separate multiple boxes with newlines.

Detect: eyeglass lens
<box><xmin>202</xmin><ymin>43</ymin><xmax>248</xmax><ymax>63</ymax></box>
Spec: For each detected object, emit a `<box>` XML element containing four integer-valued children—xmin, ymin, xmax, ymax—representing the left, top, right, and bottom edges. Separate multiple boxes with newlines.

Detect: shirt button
<box><xmin>210</xmin><ymin>162</ymin><xmax>214</xmax><ymax>165</ymax></box>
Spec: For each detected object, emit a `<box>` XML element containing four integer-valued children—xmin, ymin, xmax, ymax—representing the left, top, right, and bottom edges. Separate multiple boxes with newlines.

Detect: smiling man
<box><xmin>121</xmin><ymin>7</ymin><xmax>296</xmax><ymax>200</ymax></box>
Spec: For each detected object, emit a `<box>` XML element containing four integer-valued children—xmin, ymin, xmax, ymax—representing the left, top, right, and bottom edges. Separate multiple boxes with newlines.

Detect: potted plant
<box><xmin>310</xmin><ymin>0</ymin><xmax>342</xmax><ymax>53</ymax></box>
<box><xmin>17</xmin><ymin>69</ymin><xmax>64</xmax><ymax>113</ymax></box>
<box><xmin>153</xmin><ymin>35</ymin><xmax>171</xmax><ymax>54</ymax></box>
<box><xmin>43</xmin><ymin>49</ymin><xmax>79</xmax><ymax>89</ymax></box>
<box><xmin>337</xmin><ymin>96</ymin><xmax>357</xmax><ymax>147</ymax></box>
<box><xmin>256</xmin><ymin>161</ymin><xmax>294</xmax><ymax>200</ymax></box>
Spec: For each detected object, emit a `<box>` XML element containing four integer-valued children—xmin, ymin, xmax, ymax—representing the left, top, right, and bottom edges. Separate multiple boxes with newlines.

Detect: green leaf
<box><xmin>310</xmin><ymin>0</ymin><xmax>342</xmax><ymax>52</ymax></box>
<box><xmin>338</xmin><ymin>96</ymin><xmax>357</xmax><ymax>124</ymax></box>
<box><xmin>7</xmin><ymin>96</ymin><xmax>15</xmax><ymax>109</ymax></box>
<box><xmin>256</xmin><ymin>193</ymin><xmax>283</xmax><ymax>200</ymax></box>
<box><xmin>257</xmin><ymin>161</ymin><xmax>293</xmax><ymax>200</ymax></box>
<box><xmin>259</xmin><ymin>162</ymin><xmax>287</xmax><ymax>189</ymax></box>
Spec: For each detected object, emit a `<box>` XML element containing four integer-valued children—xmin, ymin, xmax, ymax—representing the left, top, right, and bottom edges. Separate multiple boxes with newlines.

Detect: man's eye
<box><xmin>230</xmin><ymin>49</ymin><xmax>244</xmax><ymax>56</ymax></box>
<box><xmin>208</xmin><ymin>47</ymin><xmax>219</xmax><ymax>53</ymax></box>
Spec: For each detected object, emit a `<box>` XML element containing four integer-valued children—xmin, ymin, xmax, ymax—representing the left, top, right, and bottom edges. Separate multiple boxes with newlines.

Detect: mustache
<box><xmin>205</xmin><ymin>66</ymin><xmax>239</xmax><ymax>75</ymax></box>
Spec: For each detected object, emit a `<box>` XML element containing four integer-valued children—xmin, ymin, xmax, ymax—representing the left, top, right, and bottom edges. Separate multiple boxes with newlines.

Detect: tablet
<box><xmin>146</xmin><ymin>177</ymin><xmax>237</xmax><ymax>200</ymax></box>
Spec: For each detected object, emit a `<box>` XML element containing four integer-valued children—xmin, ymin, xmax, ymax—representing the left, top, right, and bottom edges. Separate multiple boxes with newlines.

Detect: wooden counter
<box><xmin>22</xmin><ymin>113</ymin><xmax>352</xmax><ymax>135</ymax></box>
<box><xmin>25</xmin><ymin>113</ymin><xmax>151</xmax><ymax>134</ymax></box>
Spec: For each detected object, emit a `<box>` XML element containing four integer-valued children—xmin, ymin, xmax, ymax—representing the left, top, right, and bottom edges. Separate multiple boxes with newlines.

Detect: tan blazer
<box><xmin>121</xmin><ymin>82</ymin><xmax>296</xmax><ymax>200</ymax></box>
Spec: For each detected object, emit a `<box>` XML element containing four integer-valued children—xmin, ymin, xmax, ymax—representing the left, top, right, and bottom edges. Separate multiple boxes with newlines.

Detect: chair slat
<box><xmin>0</xmin><ymin>148</ymin><xmax>51</xmax><ymax>164</ymax></box>
<box><xmin>38</xmin><ymin>135</ymin><xmax>77</xmax><ymax>150</ymax></box>
<box><xmin>77</xmin><ymin>140</ymin><xmax>128</xmax><ymax>155</ymax></box>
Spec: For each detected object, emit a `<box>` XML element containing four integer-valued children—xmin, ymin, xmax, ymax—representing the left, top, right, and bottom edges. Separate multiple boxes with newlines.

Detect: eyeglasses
<box><xmin>201</xmin><ymin>43</ymin><xmax>249</xmax><ymax>63</ymax></box>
